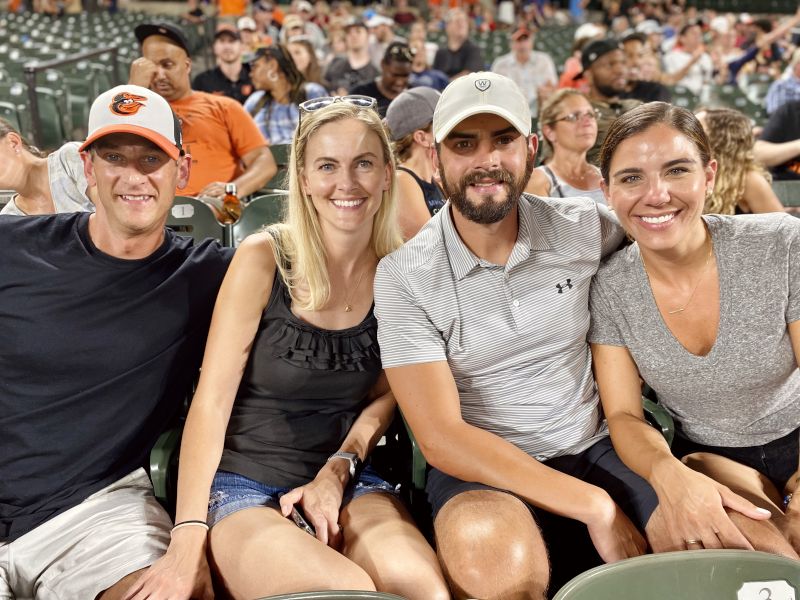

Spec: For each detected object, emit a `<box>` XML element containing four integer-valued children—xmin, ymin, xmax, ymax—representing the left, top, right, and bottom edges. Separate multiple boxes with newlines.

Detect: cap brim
<box><xmin>79</xmin><ymin>124</ymin><xmax>181</xmax><ymax>160</ymax></box>
<box><xmin>435</xmin><ymin>106</ymin><xmax>530</xmax><ymax>143</ymax></box>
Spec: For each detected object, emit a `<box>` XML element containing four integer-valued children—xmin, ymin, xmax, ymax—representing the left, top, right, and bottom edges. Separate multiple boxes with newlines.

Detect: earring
<box><xmin>268</xmin><ymin>70</ymin><xmax>279</xmax><ymax>83</ymax></box>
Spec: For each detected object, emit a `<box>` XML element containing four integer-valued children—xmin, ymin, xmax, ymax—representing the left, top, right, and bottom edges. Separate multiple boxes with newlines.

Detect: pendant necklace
<box><xmin>643</xmin><ymin>235</ymin><xmax>714</xmax><ymax>315</ymax></box>
<box><xmin>343</xmin><ymin>266</ymin><xmax>368</xmax><ymax>312</ymax></box>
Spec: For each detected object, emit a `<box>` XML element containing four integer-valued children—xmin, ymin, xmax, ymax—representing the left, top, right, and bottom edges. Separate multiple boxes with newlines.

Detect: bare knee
<box><xmin>728</xmin><ymin>511</ymin><xmax>800</xmax><ymax>560</ymax></box>
<box><xmin>435</xmin><ymin>491</ymin><xmax>549</xmax><ymax>600</ymax></box>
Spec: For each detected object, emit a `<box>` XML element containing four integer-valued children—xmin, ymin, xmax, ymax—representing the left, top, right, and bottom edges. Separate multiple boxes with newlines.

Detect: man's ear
<box><xmin>527</xmin><ymin>133</ymin><xmax>538</xmax><ymax>165</ymax></box>
<box><xmin>176</xmin><ymin>154</ymin><xmax>192</xmax><ymax>190</ymax></box>
<box><xmin>81</xmin><ymin>150</ymin><xmax>97</xmax><ymax>188</ymax></box>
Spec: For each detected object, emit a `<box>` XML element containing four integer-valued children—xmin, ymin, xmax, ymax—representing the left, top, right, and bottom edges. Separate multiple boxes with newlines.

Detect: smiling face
<box><xmin>83</xmin><ymin>133</ymin><xmax>189</xmax><ymax>239</ymax></box>
<box><xmin>380</xmin><ymin>58</ymin><xmax>412</xmax><ymax>96</ymax></box>
<box><xmin>437</xmin><ymin>113</ymin><xmax>536</xmax><ymax>225</ymax></box>
<box><xmin>603</xmin><ymin>123</ymin><xmax>715</xmax><ymax>254</ymax></box>
<box><xmin>301</xmin><ymin>118</ymin><xmax>390</xmax><ymax>236</ymax></box>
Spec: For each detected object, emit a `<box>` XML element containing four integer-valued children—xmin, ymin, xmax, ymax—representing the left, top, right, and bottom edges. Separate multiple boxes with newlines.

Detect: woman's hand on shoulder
<box><xmin>645</xmin><ymin>458</ymin><xmax>771</xmax><ymax>552</ymax></box>
<box><xmin>279</xmin><ymin>463</ymin><xmax>348</xmax><ymax>549</ymax></box>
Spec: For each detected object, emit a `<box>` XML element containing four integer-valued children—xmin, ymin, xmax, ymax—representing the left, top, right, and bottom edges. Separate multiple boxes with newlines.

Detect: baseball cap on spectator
<box><xmin>386</xmin><ymin>87</ymin><xmax>441</xmax><ymax>141</ymax></box>
<box><xmin>739</xmin><ymin>13</ymin><xmax>753</xmax><ymax>25</ymax></box>
<box><xmin>253</xmin><ymin>0</ymin><xmax>273</xmax><ymax>11</ymax></box>
<box><xmin>215</xmin><ymin>23</ymin><xmax>240</xmax><ymax>41</ymax></box>
<box><xmin>366</xmin><ymin>15</ymin><xmax>394</xmax><ymax>28</ymax></box>
<box><xmin>574</xmin><ymin>22</ymin><xmax>603</xmax><ymax>42</ymax></box>
<box><xmin>433</xmin><ymin>72</ymin><xmax>530</xmax><ymax>143</ymax></box>
<box><xmin>709</xmin><ymin>15</ymin><xmax>730</xmax><ymax>34</ymax></box>
<box><xmin>575</xmin><ymin>39</ymin><xmax>623</xmax><ymax>79</ymax></box>
<box><xmin>622</xmin><ymin>32</ymin><xmax>647</xmax><ymax>45</ymax></box>
<box><xmin>510</xmin><ymin>27</ymin><xmax>532</xmax><ymax>41</ymax></box>
<box><xmin>79</xmin><ymin>84</ymin><xmax>183</xmax><ymax>159</ymax></box>
<box><xmin>635</xmin><ymin>19</ymin><xmax>662</xmax><ymax>36</ymax></box>
<box><xmin>344</xmin><ymin>16</ymin><xmax>367</xmax><ymax>31</ymax></box>
<box><xmin>283</xmin><ymin>15</ymin><xmax>305</xmax><ymax>32</ymax></box>
<box><xmin>296</xmin><ymin>0</ymin><xmax>313</xmax><ymax>12</ymax></box>
<box><xmin>134</xmin><ymin>22</ymin><xmax>190</xmax><ymax>56</ymax></box>
<box><xmin>237</xmin><ymin>16</ymin><xmax>257</xmax><ymax>32</ymax></box>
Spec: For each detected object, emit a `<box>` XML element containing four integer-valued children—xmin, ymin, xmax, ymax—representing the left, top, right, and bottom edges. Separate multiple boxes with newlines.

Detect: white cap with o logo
<box><xmin>79</xmin><ymin>84</ymin><xmax>183</xmax><ymax>160</ymax></box>
<box><xmin>432</xmin><ymin>72</ymin><xmax>531</xmax><ymax>144</ymax></box>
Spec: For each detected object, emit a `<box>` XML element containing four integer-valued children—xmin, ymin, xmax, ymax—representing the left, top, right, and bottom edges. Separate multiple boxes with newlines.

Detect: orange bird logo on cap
<box><xmin>110</xmin><ymin>92</ymin><xmax>147</xmax><ymax>116</ymax></box>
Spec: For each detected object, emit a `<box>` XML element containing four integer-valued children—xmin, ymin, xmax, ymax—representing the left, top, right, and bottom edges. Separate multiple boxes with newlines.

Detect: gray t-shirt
<box><xmin>589</xmin><ymin>213</ymin><xmax>800</xmax><ymax>447</ymax></box>
<box><xmin>0</xmin><ymin>142</ymin><xmax>93</xmax><ymax>216</ymax></box>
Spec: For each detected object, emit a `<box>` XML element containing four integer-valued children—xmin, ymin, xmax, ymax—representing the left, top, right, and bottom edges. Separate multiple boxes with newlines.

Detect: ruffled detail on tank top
<box><xmin>262</xmin><ymin>315</ymin><xmax>381</xmax><ymax>372</ymax></box>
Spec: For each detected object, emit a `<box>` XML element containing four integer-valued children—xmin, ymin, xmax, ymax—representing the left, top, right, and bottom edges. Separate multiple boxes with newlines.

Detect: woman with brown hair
<box><xmin>695</xmin><ymin>106</ymin><xmax>783</xmax><ymax>214</ymax></box>
<box><xmin>244</xmin><ymin>44</ymin><xmax>327</xmax><ymax>144</ymax></box>
<box><xmin>590</xmin><ymin>101</ymin><xmax>800</xmax><ymax>559</ymax></box>
<box><xmin>286</xmin><ymin>35</ymin><xmax>327</xmax><ymax>88</ymax></box>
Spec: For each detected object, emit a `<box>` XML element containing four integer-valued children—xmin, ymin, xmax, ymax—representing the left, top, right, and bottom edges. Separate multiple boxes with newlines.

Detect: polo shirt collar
<box><xmin>442</xmin><ymin>196</ymin><xmax>551</xmax><ymax>281</ymax></box>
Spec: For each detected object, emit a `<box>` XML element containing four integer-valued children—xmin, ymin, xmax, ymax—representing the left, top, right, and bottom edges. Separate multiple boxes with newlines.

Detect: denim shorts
<box><xmin>207</xmin><ymin>465</ymin><xmax>399</xmax><ymax>527</ymax></box>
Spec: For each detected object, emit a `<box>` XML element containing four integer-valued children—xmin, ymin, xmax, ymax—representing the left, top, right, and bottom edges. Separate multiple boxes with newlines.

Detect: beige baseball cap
<box><xmin>432</xmin><ymin>72</ymin><xmax>531</xmax><ymax>143</ymax></box>
<box><xmin>79</xmin><ymin>84</ymin><xmax>183</xmax><ymax>159</ymax></box>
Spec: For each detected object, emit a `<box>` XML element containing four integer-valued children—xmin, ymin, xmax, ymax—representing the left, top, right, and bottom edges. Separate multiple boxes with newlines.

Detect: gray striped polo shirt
<box><xmin>375</xmin><ymin>194</ymin><xmax>623</xmax><ymax>460</ymax></box>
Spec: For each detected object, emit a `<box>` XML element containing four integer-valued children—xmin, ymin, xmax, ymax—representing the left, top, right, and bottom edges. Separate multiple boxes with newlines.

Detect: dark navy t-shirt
<box><xmin>0</xmin><ymin>213</ymin><xmax>232</xmax><ymax>541</ymax></box>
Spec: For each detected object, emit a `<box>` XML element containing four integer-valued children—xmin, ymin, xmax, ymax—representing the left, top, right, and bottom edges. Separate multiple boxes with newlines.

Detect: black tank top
<box><xmin>398</xmin><ymin>166</ymin><xmax>445</xmax><ymax>216</ymax></box>
<box><xmin>218</xmin><ymin>263</ymin><xmax>382</xmax><ymax>488</ymax></box>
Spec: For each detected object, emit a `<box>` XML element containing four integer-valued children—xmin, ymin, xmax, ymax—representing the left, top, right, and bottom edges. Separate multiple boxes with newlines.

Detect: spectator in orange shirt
<box><xmin>130</xmin><ymin>22</ymin><xmax>276</xmax><ymax>199</ymax></box>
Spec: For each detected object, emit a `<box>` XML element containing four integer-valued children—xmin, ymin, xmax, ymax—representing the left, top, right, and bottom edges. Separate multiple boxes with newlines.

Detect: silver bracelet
<box><xmin>171</xmin><ymin>520</ymin><xmax>209</xmax><ymax>534</ymax></box>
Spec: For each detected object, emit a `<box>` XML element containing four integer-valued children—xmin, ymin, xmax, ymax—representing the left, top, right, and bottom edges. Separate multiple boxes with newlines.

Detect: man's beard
<box><xmin>595</xmin><ymin>80</ymin><xmax>626</xmax><ymax>98</ymax></box>
<box><xmin>440</xmin><ymin>155</ymin><xmax>535</xmax><ymax>225</ymax></box>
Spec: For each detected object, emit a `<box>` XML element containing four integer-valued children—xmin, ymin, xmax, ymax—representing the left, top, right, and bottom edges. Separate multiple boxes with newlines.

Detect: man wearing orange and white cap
<box><xmin>0</xmin><ymin>84</ymin><xmax>230</xmax><ymax>600</ymax></box>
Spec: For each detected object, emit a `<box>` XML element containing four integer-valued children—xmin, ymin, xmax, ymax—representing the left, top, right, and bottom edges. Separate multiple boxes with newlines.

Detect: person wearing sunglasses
<box><xmin>244</xmin><ymin>44</ymin><xmax>327</xmax><ymax>145</ymax></box>
<box><xmin>132</xmin><ymin>94</ymin><xmax>449</xmax><ymax>600</ymax></box>
<box><xmin>351</xmin><ymin>42</ymin><xmax>415</xmax><ymax>118</ymax></box>
<box><xmin>526</xmin><ymin>89</ymin><xmax>606</xmax><ymax>204</ymax></box>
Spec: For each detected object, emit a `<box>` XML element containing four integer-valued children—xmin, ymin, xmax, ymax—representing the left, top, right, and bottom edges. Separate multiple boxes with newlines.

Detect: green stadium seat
<box><xmin>552</xmin><ymin>550</ymin><xmax>800</xmax><ymax>599</ymax></box>
<box><xmin>0</xmin><ymin>101</ymin><xmax>22</xmax><ymax>131</ymax></box>
<box><xmin>166</xmin><ymin>196</ymin><xmax>225</xmax><ymax>245</ymax></box>
<box><xmin>773</xmin><ymin>180</ymin><xmax>800</xmax><ymax>207</ymax></box>
<box><xmin>232</xmin><ymin>193</ymin><xmax>287</xmax><ymax>247</ymax></box>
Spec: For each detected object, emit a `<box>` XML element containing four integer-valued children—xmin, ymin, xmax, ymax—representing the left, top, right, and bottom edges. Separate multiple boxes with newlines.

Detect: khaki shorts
<box><xmin>0</xmin><ymin>468</ymin><xmax>171</xmax><ymax>600</ymax></box>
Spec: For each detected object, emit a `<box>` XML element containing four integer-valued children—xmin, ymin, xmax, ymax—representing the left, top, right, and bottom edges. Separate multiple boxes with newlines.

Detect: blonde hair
<box><xmin>698</xmin><ymin>107</ymin><xmax>770</xmax><ymax>215</ymax></box>
<box><xmin>269</xmin><ymin>102</ymin><xmax>402</xmax><ymax>311</ymax></box>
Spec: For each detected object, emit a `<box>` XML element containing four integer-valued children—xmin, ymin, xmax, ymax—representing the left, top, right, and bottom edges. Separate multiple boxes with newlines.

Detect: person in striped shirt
<box><xmin>374</xmin><ymin>72</ymin><xmax>659</xmax><ymax>599</ymax></box>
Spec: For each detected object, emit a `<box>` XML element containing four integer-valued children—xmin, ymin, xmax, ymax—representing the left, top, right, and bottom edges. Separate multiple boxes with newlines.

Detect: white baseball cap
<box><xmin>79</xmin><ymin>84</ymin><xmax>183</xmax><ymax>160</ymax></box>
<box><xmin>432</xmin><ymin>72</ymin><xmax>531</xmax><ymax>143</ymax></box>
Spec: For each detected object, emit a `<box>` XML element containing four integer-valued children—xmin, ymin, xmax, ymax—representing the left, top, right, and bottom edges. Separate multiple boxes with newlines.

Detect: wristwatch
<box><xmin>326</xmin><ymin>451</ymin><xmax>362</xmax><ymax>479</ymax></box>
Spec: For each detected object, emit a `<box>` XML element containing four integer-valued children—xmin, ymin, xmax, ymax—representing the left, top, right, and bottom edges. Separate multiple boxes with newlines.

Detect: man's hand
<box><xmin>129</xmin><ymin>57</ymin><xmax>158</xmax><ymax>89</ymax></box>
<box><xmin>585</xmin><ymin>493</ymin><xmax>647</xmax><ymax>563</ymax></box>
<box><xmin>122</xmin><ymin>528</ymin><xmax>214</xmax><ymax>600</ymax></box>
<box><xmin>279</xmin><ymin>465</ymin><xmax>347</xmax><ymax>549</ymax></box>
<box><xmin>198</xmin><ymin>182</ymin><xmax>228</xmax><ymax>200</ymax></box>
<box><xmin>645</xmin><ymin>461</ymin><xmax>772</xmax><ymax>553</ymax></box>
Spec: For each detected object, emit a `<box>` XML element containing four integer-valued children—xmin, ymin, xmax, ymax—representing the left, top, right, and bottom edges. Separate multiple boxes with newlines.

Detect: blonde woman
<box><xmin>130</xmin><ymin>98</ymin><xmax>449</xmax><ymax>600</ymax></box>
<box><xmin>526</xmin><ymin>89</ymin><xmax>605</xmax><ymax>204</ymax></box>
<box><xmin>695</xmin><ymin>106</ymin><xmax>783</xmax><ymax>214</ymax></box>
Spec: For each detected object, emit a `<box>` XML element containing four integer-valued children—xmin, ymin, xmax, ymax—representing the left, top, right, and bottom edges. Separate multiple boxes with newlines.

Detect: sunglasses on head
<box><xmin>386</xmin><ymin>44</ymin><xmax>416</xmax><ymax>62</ymax></box>
<box><xmin>298</xmin><ymin>95</ymin><xmax>377</xmax><ymax>122</ymax></box>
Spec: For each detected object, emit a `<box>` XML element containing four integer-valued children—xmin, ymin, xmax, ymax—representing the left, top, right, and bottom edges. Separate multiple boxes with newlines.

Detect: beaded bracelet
<box><xmin>171</xmin><ymin>520</ymin><xmax>209</xmax><ymax>534</ymax></box>
<box><xmin>784</xmin><ymin>493</ymin><xmax>794</xmax><ymax>510</ymax></box>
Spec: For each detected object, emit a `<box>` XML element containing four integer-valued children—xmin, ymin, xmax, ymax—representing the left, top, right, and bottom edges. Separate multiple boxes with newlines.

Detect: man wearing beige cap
<box><xmin>0</xmin><ymin>84</ymin><xmax>229</xmax><ymax>599</ymax></box>
<box><xmin>375</xmin><ymin>72</ymin><xmax>658</xmax><ymax>598</ymax></box>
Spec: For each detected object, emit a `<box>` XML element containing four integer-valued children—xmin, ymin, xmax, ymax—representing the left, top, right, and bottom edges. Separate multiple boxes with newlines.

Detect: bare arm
<box><xmin>591</xmin><ymin>342</ymin><xmax>771</xmax><ymax>553</ymax></box>
<box><xmin>754</xmin><ymin>139</ymin><xmax>800</xmax><ymax>168</ymax></box>
<box><xmin>758</xmin><ymin>8</ymin><xmax>800</xmax><ymax>49</ymax></box>
<box><xmin>279</xmin><ymin>374</ymin><xmax>397</xmax><ymax>547</ymax></box>
<box><xmin>386</xmin><ymin>360</ymin><xmax>646</xmax><ymax>563</ymax></box>
<box><xmin>740</xmin><ymin>170</ymin><xmax>785</xmax><ymax>213</ymax></box>
<box><xmin>661</xmin><ymin>48</ymin><xmax>704</xmax><ymax>86</ymax></box>
<box><xmin>199</xmin><ymin>146</ymin><xmax>277</xmax><ymax>199</ymax></box>
<box><xmin>524</xmin><ymin>167</ymin><xmax>552</xmax><ymax>197</ymax></box>
<box><xmin>397</xmin><ymin>170</ymin><xmax>433</xmax><ymax>240</ymax></box>
<box><xmin>125</xmin><ymin>233</ymin><xmax>276</xmax><ymax>600</ymax></box>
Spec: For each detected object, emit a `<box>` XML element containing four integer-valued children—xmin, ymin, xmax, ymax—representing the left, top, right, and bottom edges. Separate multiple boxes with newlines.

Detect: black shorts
<box><xmin>672</xmin><ymin>427</ymin><xmax>799</xmax><ymax>492</ymax></box>
<box><xmin>425</xmin><ymin>436</ymin><xmax>658</xmax><ymax>587</ymax></box>
<box><xmin>426</xmin><ymin>436</ymin><xmax>658</xmax><ymax>530</ymax></box>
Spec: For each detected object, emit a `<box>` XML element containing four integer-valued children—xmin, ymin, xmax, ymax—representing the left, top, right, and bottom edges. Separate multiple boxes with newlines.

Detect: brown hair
<box><xmin>696</xmin><ymin>106</ymin><xmax>769</xmax><ymax>215</ymax></box>
<box><xmin>0</xmin><ymin>118</ymin><xmax>44</xmax><ymax>157</ymax></box>
<box><xmin>287</xmin><ymin>37</ymin><xmax>324</xmax><ymax>85</ymax></box>
<box><xmin>599</xmin><ymin>101</ymin><xmax>710</xmax><ymax>182</ymax></box>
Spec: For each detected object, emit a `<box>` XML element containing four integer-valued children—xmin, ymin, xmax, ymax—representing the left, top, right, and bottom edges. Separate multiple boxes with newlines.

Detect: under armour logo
<box><xmin>475</xmin><ymin>79</ymin><xmax>491</xmax><ymax>92</ymax></box>
<box><xmin>555</xmin><ymin>279</ymin><xmax>573</xmax><ymax>293</ymax></box>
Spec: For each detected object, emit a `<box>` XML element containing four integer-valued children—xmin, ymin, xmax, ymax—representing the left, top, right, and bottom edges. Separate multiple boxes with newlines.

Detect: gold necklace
<box><xmin>343</xmin><ymin>266</ymin><xmax>368</xmax><ymax>312</ymax></box>
<box><xmin>642</xmin><ymin>235</ymin><xmax>714</xmax><ymax>315</ymax></box>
